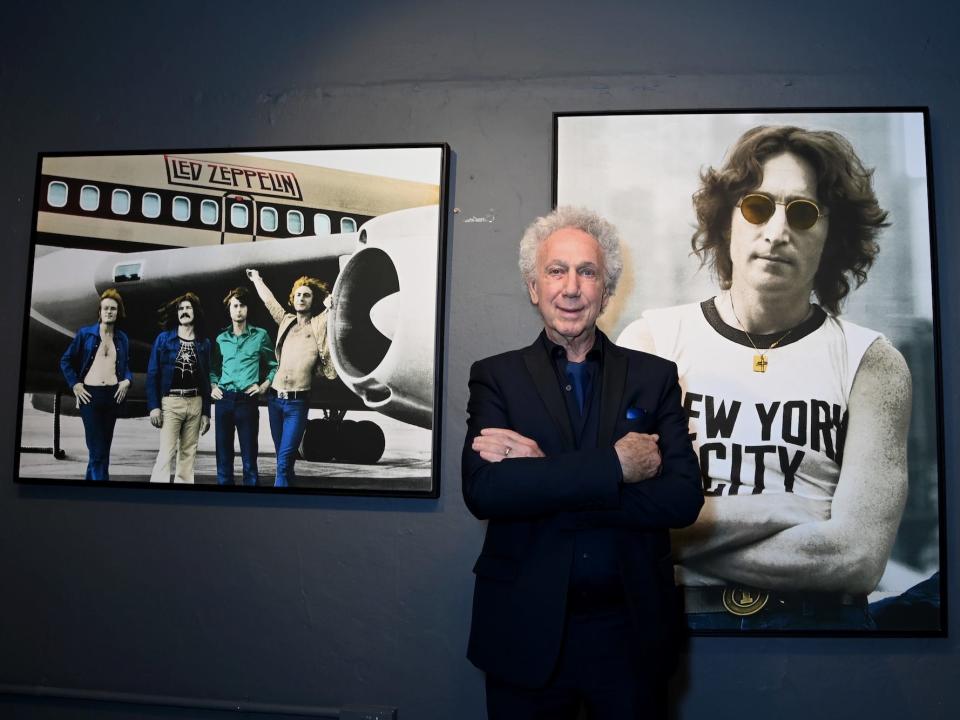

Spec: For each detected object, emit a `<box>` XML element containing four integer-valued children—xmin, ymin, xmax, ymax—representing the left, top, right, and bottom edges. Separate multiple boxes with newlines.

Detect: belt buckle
<box><xmin>722</xmin><ymin>586</ymin><xmax>770</xmax><ymax>616</ymax></box>
<box><xmin>277</xmin><ymin>390</ymin><xmax>290</xmax><ymax>399</ymax></box>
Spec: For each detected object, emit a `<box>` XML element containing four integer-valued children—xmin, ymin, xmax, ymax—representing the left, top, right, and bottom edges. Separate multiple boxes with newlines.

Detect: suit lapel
<box><xmin>522</xmin><ymin>335</ymin><xmax>575</xmax><ymax>449</ymax></box>
<box><xmin>598</xmin><ymin>333</ymin><xmax>627</xmax><ymax>447</ymax></box>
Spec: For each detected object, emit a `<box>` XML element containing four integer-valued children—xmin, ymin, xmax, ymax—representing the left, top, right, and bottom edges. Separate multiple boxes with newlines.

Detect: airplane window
<box><xmin>313</xmin><ymin>213</ymin><xmax>331</xmax><ymax>235</ymax></box>
<box><xmin>142</xmin><ymin>192</ymin><xmax>161</xmax><ymax>219</ymax></box>
<box><xmin>80</xmin><ymin>185</ymin><xmax>100</xmax><ymax>212</ymax></box>
<box><xmin>111</xmin><ymin>189</ymin><xmax>131</xmax><ymax>215</ymax></box>
<box><xmin>231</xmin><ymin>203</ymin><xmax>249</xmax><ymax>229</ymax></box>
<box><xmin>172</xmin><ymin>196</ymin><xmax>191</xmax><ymax>222</ymax></box>
<box><xmin>114</xmin><ymin>262</ymin><xmax>142</xmax><ymax>283</ymax></box>
<box><xmin>260</xmin><ymin>207</ymin><xmax>278</xmax><ymax>232</ymax></box>
<box><xmin>340</xmin><ymin>217</ymin><xmax>357</xmax><ymax>233</ymax></box>
<box><xmin>287</xmin><ymin>210</ymin><xmax>304</xmax><ymax>235</ymax></box>
<box><xmin>200</xmin><ymin>199</ymin><xmax>219</xmax><ymax>226</ymax></box>
<box><xmin>47</xmin><ymin>181</ymin><xmax>68</xmax><ymax>208</ymax></box>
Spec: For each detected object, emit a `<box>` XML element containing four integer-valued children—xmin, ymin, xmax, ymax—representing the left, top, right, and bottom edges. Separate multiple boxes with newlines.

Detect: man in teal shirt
<box><xmin>210</xmin><ymin>287</ymin><xmax>278</xmax><ymax>485</ymax></box>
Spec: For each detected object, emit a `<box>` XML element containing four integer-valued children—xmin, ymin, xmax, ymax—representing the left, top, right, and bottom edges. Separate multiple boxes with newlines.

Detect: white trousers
<box><xmin>150</xmin><ymin>395</ymin><xmax>202</xmax><ymax>483</ymax></box>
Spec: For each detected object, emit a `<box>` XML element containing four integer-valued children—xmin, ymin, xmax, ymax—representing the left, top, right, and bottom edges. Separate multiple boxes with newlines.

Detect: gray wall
<box><xmin>1</xmin><ymin>2</ymin><xmax>957</xmax><ymax>718</ymax></box>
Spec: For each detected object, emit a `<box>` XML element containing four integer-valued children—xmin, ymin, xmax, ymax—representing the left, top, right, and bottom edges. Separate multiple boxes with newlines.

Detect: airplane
<box><xmin>19</xmin><ymin>150</ymin><xmax>446</xmax><ymax>469</ymax></box>
<box><xmin>37</xmin><ymin>151</ymin><xmax>440</xmax><ymax>247</ymax></box>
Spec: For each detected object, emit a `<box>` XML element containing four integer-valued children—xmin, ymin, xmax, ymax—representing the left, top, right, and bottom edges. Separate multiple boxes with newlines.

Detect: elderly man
<box><xmin>462</xmin><ymin>207</ymin><xmax>702</xmax><ymax>719</ymax></box>
<box><xmin>147</xmin><ymin>292</ymin><xmax>212</xmax><ymax>483</ymax></box>
<box><xmin>59</xmin><ymin>288</ymin><xmax>132</xmax><ymax>481</ymax></box>
<box><xmin>617</xmin><ymin>125</ymin><xmax>912</xmax><ymax>630</ymax></box>
<box><xmin>247</xmin><ymin>269</ymin><xmax>336</xmax><ymax>488</ymax></box>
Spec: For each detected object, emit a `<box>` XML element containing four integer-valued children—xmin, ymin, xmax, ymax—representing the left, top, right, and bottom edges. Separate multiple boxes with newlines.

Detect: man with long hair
<box><xmin>618</xmin><ymin>126</ymin><xmax>911</xmax><ymax>629</ymax></box>
<box><xmin>147</xmin><ymin>292</ymin><xmax>212</xmax><ymax>483</ymax></box>
<box><xmin>59</xmin><ymin>288</ymin><xmax>132</xmax><ymax>481</ymax></box>
<box><xmin>247</xmin><ymin>270</ymin><xmax>336</xmax><ymax>487</ymax></box>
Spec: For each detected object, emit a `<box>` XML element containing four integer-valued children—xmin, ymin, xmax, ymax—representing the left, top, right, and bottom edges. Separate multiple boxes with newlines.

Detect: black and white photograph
<box><xmin>16</xmin><ymin>144</ymin><xmax>449</xmax><ymax>497</ymax></box>
<box><xmin>555</xmin><ymin>110</ymin><xmax>943</xmax><ymax>633</ymax></box>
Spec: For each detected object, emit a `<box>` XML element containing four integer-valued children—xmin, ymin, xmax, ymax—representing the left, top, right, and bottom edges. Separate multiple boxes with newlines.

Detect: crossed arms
<box><xmin>622</xmin><ymin>320</ymin><xmax>911</xmax><ymax>594</ymax></box>
<box><xmin>461</xmin><ymin>356</ymin><xmax>703</xmax><ymax>530</ymax></box>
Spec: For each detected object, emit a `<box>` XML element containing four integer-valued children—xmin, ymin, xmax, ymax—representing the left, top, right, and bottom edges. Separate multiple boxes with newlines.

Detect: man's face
<box><xmin>177</xmin><ymin>300</ymin><xmax>195</xmax><ymax>326</ymax></box>
<box><xmin>293</xmin><ymin>285</ymin><xmax>314</xmax><ymax>313</ymax></box>
<box><xmin>99</xmin><ymin>298</ymin><xmax>119</xmax><ymax>324</ymax></box>
<box><xmin>228</xmin><ymin>297</ymin><xmax>248</xmax><ymax>324</ymax></box>
<box><xmin>728</xmin><ymin>152</ymin><xmax>829</xmax><ymax>299</ymax></box>
<box><xmin>527</xmin><ymin>227</ymin><xmax>607</xmax><ymax>344</ymax></box>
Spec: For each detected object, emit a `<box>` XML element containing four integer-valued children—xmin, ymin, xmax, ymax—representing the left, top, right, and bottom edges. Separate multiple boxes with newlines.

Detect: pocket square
<box><xmin>625</xmin><ymin>406</ymin><xmax>646</xmax><ymax>421</ymax></box>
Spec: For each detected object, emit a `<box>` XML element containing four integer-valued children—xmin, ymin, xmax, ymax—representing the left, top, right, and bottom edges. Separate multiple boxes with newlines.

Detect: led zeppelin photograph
<box><xmin>555</xmin><ymin>110</ymin><xmax>943</xmax><ymax>633</ymax></box>
<box><xmin>16</xmin><ymin>144</ymin><xmax>449</xmax><ymax>497</ymax></box>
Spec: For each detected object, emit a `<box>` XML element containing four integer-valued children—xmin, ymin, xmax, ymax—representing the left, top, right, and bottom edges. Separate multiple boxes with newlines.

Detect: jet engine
<box><xmin>326</xmin><ymin>205</ymin><xmax>439</xmax><ymax>430</ymax></box>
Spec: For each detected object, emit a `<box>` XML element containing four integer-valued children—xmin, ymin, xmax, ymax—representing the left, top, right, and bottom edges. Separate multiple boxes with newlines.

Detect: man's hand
<box><xmin>72</xmin><ymin>383</ymin><xmax>92</xmax><ymax>405</ymax></box>
<box><xmin>200</xmin><ymin>416</ymin><xmax>211</xmax><ymax>436</ymax></box>
<box><xmin>614</xmin><ymin>432</ymin><xmax>661</xmax><ymax>484</ymax></box>
<box><xmin>472</xmin><ymin>428</ymin><xmax>545</xmax><ymax>463</ymax></box>
<box><xmin>113</xmin><ymin>379</ymin><xmax>130</xmax><ymax>403</ymax></box>
<box><xmin>244</xmin><ymin>382</ymin><xmax>267</xmax><ymax>396</ymax></box>
<box><xmin>210</xmin><ymin>384</ymin><xmax>224</xmax><ymax>401</ymax></box>
<box><xmin>246</xmin><ymin>269</ymin><xmax>261</xmax><ymax>282</ymax></box>
<box><xmin>149</xmin><ymin>408</ymin><xmax>163</xmax><ymax>428</ymax></box>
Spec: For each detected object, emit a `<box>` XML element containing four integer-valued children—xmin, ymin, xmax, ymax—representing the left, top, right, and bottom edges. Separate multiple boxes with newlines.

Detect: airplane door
<box><xmin>220</xmin><ymin>193</ymin><xmax>257</xmax><ymax>244</ymax></box>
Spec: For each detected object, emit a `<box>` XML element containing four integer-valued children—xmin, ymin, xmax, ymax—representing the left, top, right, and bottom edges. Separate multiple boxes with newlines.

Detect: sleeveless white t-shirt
<box><xmin>618</xmin><ymin>300</ymin><xmax>881</xmax><ymax>500</ymax></box>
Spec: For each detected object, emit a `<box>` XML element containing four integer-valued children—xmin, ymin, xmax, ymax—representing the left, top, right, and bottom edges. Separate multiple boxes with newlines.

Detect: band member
<box><xmin>209</xmin><ymin>287</ymin><xmax>277</xmax><ymax>486</ymax></box>
<box><xmin>59</xmin><ymin>288</ymin><xmax>132</xmax><ymax>481</ymax></box>
<box><xmin>463</xmin><ymin>207</ymin><xmax>702</xmax><ymax>718</ymax></box>
<box><xmin>247</xmin><ymin>270</ymin><xmax>336</xmax><ymax>487</ymax></box>
<box><xmin>147</xmin><ymin>292</ymin><xmax>212</xmax><ymax>483</ymax></box>
<box><xmin>617</xmin><ymin>125</ymin><xmax>911</xmax><ymax>629</ymax></box>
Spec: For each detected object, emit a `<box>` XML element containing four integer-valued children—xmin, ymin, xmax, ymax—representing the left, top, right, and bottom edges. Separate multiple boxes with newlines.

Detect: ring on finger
<box><xmin>504</xmin><ymin>446</ymin><xmax>511</xmax><ymax>457</ymax></box>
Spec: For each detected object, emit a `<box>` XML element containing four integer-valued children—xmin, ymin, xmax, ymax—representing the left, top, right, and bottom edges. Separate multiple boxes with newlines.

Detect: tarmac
<box><xmin>17</xmin><ymin>397</ymin><xmax>433</xmax><ymax>494</ymax></box>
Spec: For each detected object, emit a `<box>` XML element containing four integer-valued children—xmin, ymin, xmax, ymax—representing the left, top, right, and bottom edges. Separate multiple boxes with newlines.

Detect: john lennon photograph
<box><xmin>16</xmin><ymin>144</ymin><xmax>449</xmax><ymax>497</ymax></box>
<box><xmin>555</xmin><ymin>110</ymin><xmax>943</xmax><ymax>633</ymax></box>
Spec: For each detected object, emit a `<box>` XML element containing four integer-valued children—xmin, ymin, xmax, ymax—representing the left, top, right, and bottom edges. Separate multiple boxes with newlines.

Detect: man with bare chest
<box><xmin>247</xmin><ymin>269</ymin><xmax>336</xmax><ymax>487</ymax></box>
<box><xmin>59</xmin><ymin>289</ymin><xmax>133</xmax><ymax>481</ymax></box>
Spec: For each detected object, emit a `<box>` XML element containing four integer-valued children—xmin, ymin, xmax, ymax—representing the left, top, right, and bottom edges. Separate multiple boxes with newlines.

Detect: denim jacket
<box><xmin>146</xmin><ymin>329</ymin><xmax>212</xmax><ymax>416</ymax></box>
<box><xmin>60</xmin><ymin>323</ymin><xmax>133</xmax><ymax>389</ymax></box>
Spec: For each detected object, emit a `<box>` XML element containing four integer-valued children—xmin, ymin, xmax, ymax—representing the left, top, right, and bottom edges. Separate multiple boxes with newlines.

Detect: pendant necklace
<box><xmin>728</xmin><ymin>295</ymin><xmax>795</xmax><ymax>373</ymax></box>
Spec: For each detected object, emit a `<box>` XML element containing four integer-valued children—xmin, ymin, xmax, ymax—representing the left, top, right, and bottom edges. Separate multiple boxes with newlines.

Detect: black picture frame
<box><xmin>554</xmin><ymin>109</ymin><xmax>945</xmax><ymax>635</ymax></box>
<box><xmin>16</xmin><ymin>143</ymin><xmax>450</xmax><ymax>498</ymax></box>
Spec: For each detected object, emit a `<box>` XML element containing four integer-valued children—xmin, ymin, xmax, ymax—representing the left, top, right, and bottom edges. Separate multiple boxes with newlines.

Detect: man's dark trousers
<box><xmin>215</xmin><ymin>390</ymin><xmax>260</xmax><ymax>485</ymax></box>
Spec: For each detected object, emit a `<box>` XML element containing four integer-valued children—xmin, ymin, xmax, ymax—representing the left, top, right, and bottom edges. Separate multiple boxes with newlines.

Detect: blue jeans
<box><xmin>267</xmin><ymin>394</ymin><xmax>309</xmax><ymax>487</ymax></box>
<box><xmin>78</xmin><ymin>385</ymin><xmax>120</xmax><ymax>481</ymax></box>
<box><xmin>687</xmin><ymin>603</ymin><xmax>875</xmax><ymax>631</ymax></box>
<box><xmin>214</xmin><ymin>391</ymin><xmax>260</xmax><ymax>486</ymax></box>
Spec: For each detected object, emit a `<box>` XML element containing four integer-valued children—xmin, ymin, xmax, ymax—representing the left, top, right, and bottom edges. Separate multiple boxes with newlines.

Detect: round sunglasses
<box><xmin>736</xmin><ymin>193</ymin><xmax>827</xmax><ymax>231</ymax></box>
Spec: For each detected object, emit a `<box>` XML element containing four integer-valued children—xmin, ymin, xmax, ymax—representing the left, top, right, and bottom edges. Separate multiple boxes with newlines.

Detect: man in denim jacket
<box><xmin>59</xmin><ymin>288</ymin><xmax>133</xmax><ymax>481</ymax></box>
<box><xmin>147</xmin><ymin>292</ymin><xmax>212</xmax><ymax>483</ymax></box>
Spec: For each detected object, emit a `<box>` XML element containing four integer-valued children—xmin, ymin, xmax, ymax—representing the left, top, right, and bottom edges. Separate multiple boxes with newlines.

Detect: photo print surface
<box><xmin>17</xmin><ymin>144</ymin><xmax>449</xmax><ymax>497</ymax></box>
<box><xmin>556</xmin><ymin>110</ymin><xmax>943</xmax><ymax>633</ymax></box>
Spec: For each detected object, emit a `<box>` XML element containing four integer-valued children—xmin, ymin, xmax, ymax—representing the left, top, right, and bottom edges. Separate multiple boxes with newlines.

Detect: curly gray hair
<box><xmin>518</xmin><ymin>206</ymin><xmax>623</xmax><ymax>298</ymax></box>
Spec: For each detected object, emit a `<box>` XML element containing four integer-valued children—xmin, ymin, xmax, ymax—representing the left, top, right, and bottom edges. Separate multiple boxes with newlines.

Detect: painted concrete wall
<box><xmin>1</xmin><ymin>2</ymin><xmax>957</xmax><ymax>718</ymax></box>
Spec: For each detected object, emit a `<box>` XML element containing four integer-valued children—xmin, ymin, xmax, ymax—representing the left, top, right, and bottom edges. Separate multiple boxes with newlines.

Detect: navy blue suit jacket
<box><xmin>462</xmin><ymin>331</ymin><xmax>702</xmax><ymax>689</ymax></box>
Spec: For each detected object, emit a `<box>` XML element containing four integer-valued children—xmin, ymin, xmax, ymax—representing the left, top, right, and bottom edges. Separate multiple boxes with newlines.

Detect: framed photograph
<box><xmin>555</xmin><ymin>109</ymin><xmax>944</xmax><ymax>634</ymax></box>
<box><xmin>16</xmin><ymin>143</ymin><xmax>450</xmax><ymax>497</ymax></box>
